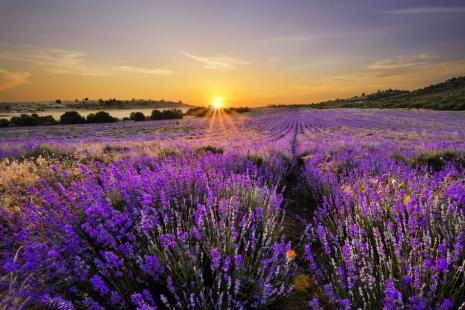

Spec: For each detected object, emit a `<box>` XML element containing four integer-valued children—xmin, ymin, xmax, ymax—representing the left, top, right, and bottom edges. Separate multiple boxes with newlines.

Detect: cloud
<box><xmin>0</xmin><ymin>43</ymin><xmax>175</xmax><ymax>77</ymax></box>
<box><xmin>110</xmin><ymin>65</ymin><xmax>175</xmax><ymax>76</ymax></box>
<box><xmin>183</xmin><ymin>52</ymin><xmax>250</xmax><ymax>70</ymax></box>
<box><xmin>0</xmin><ymin>69</ymin><xmax>30</xmax><ymax>91</ymax></box>
<box><xmin>367</xmin><ymin>54</ymin><xmax>439</xmax><ymax>75</ymax></box>
<box><xmin>387</xmin><ymin>7</ymin><xmax>465</xmax><ymax>15</ymax></box>
<box><xmin>261</xmin><ymin>34</ymin><xmax>319</xmax><ymax>43</ymax></box>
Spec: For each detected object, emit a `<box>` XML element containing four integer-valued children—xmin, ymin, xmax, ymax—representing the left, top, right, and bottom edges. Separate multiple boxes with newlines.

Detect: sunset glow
<box><xmin>1</xmin><ymin>2</ymin><xmax>465</xmax><ymax>308</ymax></box>
<box><xmin>1</xmin><ymin>1</ymin><xmax>465</xmax><ymax>106</ymax></box>
<box><xmin>212</xmin><ymin>97</ymin><xmax>223</xmax><ymax>109</ymax></box>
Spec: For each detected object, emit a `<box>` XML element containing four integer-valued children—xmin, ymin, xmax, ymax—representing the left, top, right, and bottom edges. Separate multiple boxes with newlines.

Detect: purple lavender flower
<box><xmin>89</xmin><ymin>275</ymin><xmax>109</xmax><ymax>296</ymax></box>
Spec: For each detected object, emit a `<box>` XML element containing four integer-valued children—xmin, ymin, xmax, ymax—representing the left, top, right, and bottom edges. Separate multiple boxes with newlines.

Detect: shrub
<box><xmin>4</xmin><ymin>156</ymin><xmax>295</xmax><ymax>309</ymax></box>
<box><xmin>150</xmin><ymin>109</ymin><xmax>183</xmax><ymax>120</ymax></box>
<box><xmin>229</xmin><ymin>107</ymin><xmax>250</xmax><ymax>113</ymax></box>
<box><xmin>129</xmin><ymin>112</ymin><xmax>145</xmax><ymax>122</ymax></box>
<box><xmin>60</xmin><ymin>111</ymin><xmax>86</xmax><ymax>124</ymax></box>
<box><xmin>15</xmin><ymin>144</ymin><xmax>74</xmax><ymax>161</ymax></box>
<box><xmin>38</xmin><ymin>115</ymin><xmax>57</xmax><ymax>126</ymax></box>
<box><xmin>0</xmin><ymin>119</ymin><xmax>10</xmax><ymax>127</ymax></box>
<box><xmin>87</xmin><ymin>111</ymin><xmax>117</xmax><ymax>123</ymax></box>
<box><xmin>413</xmin><ymin>150</ymin><xmax>460</xmax><ymax>171</ymax></box>
<box><xmin>185</xmin><ymin>107</ymin><xmax>209</xmax><ymax>117</ymax></box>
<box><xmin>194</xmin><ymin>145</ymin><xmax>224</xmax><ymax>154</ymax></box>
<box><xmin>10</xmin><ymin>114</ymin><xmax>57</xmax><ymax>127</ymax></box>
<box><xmin>102</xmin><ymin>145</ymin><xmax>130</xmax><ymax>153</ymax></box>
<box><xmin>12</xmin><ymin>114</ymin><xmax>38</xmax><ymax>126</ymax></box>
<box><xmin>156</xmin><ymin>148</ymin><xmax>180</xmax><ymax>159</ymax></box>
<box><xmin>246</xmin><ymin>153</ymin><xmax>264</xmax><ymax>167</ymax></box>
<box><xmin>303</xmin><ymin>149</ymin><xmax>465</xmax><ymax>309</ymax></box>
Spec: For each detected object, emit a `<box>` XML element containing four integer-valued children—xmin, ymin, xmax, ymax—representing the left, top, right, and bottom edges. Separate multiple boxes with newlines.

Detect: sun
<box><xmin>212</xmin><ymin>97</ymin><xmax>223</xmax><ymax>109</ymax></box>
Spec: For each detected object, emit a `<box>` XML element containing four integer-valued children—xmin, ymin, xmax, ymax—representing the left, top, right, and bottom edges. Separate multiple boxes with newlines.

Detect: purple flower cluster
<box><xmin>0</xmin><ymin>151</ymin><xmax>295</xmax><ymax>309</ymax></box>
<box><xmin>303</xmin><ymin>144</ymin><xmax>465</xmax><ymax>309</ymax></box>
<box><xmin>1</xmin><ymin>108</ymin><xmax>465</xmax><ymax>309</ymax></box>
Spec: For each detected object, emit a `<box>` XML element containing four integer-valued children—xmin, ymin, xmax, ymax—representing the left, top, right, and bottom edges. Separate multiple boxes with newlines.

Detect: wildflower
<box><xmin>234</xmin><ymin>254</ymin><xmax>243</xmax><ymax>266</ymax></box>
<box><xmin>309</xmin><ymin>297</ymin><xmax>321</xmax><ymax>310</ymax></box>
<box><xmin>438</xmin><ymin>299</ymin><xmax>453</xmax><ymax>310</ymax></box>
<box><xmin>89</xmin><ymin>275</ymin><xmax>109</xmax><ymax>296</ymax></box>
<box><xmin>286</xmin><ymin>249</ymin><xmax>296</xmax><ymax>261</ymax></box>
<box><xmin>47</xmin><ymin>249</ymin><xmax>57</xmax><ymax>258</ymax></box>
<box><xmin>110</xmin><ymin>292</ymin><xmax>123</xmax><ymax>305</ymax></box>
<box><xmin>403</xmin><ymin>194</ymin><xmax>411</xmax><ymax>204</ymax></box>
<box><xmin>211</xmin><ymin>248</ymin><xmax>221</xmax><ymax>269</ymax></box>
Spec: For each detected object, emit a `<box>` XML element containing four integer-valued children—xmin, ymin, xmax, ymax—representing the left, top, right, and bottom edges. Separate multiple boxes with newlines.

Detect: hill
<box><xmin>270</xmin><ymin>76</ymin><xmax>465</xmax><ymax>110</ymax></box>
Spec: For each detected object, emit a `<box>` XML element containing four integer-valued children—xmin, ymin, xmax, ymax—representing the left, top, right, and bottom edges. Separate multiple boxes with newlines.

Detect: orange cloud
<box><xmin>0</xmin><ymin>69</ymin><xmax>30</xmax><ymax>91</ymax></box>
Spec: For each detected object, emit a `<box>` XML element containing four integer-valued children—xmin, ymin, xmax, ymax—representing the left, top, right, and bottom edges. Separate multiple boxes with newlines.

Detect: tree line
<box><xmin>0</xmin><ymin>109</ymin><xmax>184</xmax><ymax>128</ymax></box>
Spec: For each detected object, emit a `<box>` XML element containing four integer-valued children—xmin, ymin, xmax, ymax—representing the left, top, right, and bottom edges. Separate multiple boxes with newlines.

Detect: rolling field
<box><xmin>1</xmin><ymin>108</ymin><xmax>465</xmax><ymax>309</ymax></box>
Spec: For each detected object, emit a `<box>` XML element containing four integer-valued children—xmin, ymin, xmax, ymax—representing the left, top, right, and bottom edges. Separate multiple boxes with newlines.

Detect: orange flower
<box><xmin>286</xmin><ymin>249</ymin><xmax>296</xmax><ymax>261</ymax></box>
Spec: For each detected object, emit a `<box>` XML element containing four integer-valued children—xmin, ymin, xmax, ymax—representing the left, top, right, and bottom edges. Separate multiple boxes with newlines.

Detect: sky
<box><xmin>0</xmin><ymin>0</ymin><xmax>465</xmax><ymax>107</ymax></box>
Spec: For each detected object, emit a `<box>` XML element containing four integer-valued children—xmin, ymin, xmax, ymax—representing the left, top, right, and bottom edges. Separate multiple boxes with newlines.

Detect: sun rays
<box><xmin>200</xmin><ymin>98</ymin><xmax>239</xmax><ymax>140</ymax></box>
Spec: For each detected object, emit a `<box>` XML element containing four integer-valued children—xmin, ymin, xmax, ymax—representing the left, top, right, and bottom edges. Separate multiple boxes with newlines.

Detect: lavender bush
<box><xmin>303</xmin><ymin>147</ymin><xmax>465</xmax><ymax>309</ymax></box>
<box><xmin>1</xmin><ymin>152</ymin><xmax>295</xmax><ymax>309</ymax></box>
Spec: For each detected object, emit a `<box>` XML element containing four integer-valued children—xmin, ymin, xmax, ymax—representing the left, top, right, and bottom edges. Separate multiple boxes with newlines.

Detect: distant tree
<box><xmin>130</xmin><ymin>112</ymin><xmax>145</xmax><ymax>122</ymax></box>
<box><xmin>60</xmin><ymin>111</ymin><xmax>86</xmax><ymax>124</ymax></box>
<box><xmin>55</xmin><ymin>99</ymin><xmax>62</xmax><ymax>104</ymax></box>
<box><xmin>0</xmin><ymin>118</ymin><xmax>10</xmax><ymax>127</ymax></box>
<box><xmin>98</xmin><ymin>98</ymin><xmax>104</xmax><ymax>104</ymax></box>
<box><xmin>150</xmin><ymin>109</ymin><xmax>183</xmax><ymax>120</ymax></box>
<box><xmin>86</xmin><ymin>111</ymin><xmax>117</xmax><ymax>123</ymax></box>
<box><xmin>40</xmin><ymin>115</ymin><xmax>57</xmax><ymax>126</ymax></box>
<box><xmin>10</xmin><ymin>114</ymin><xmax>57</xmax><ymax>127</ymax></box>
<box><xmin>229</xmin><ymin>107</ymin><xmax>250</xmax><ymax>113</ymax></box>
<box><xmin>84</xmin><ymin>98</ymin><xmax>89</xmax><ymax>101</ymax></box>
<box><xmin>162</xmin><ymin>109</ymin><xmax>183</xmax><ymax>119</ymax></box>
<box><xmin>186</xmin><ymin>107</ymin><xmax>209</xmax><ymax>117</ymax></box>
<box><xmin>150</xmin><ymin>109</ymin><xmax>163</xmax><ymax>120</ymax></box>
<box><xmin>10</xmin><ymin>114</ymin><xmax>39</xmax><ymax>126</ymax></box>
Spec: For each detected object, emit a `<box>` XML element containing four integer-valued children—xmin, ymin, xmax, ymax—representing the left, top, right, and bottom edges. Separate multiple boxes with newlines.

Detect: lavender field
<box><xmin>1</xmin><ymin>108</ymin><xmax>465</xmax><ymax>310</ymax></box>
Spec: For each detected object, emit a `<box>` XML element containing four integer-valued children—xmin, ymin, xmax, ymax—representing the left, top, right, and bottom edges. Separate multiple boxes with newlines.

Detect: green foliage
<box><xmin>185</xmin><ymin>106</ymin><xmax>251</xmax><ymax>118</ymax></box>
<box><xmin>129</xmin><ymin>112</ymin><xmax>146</xmax><ymax>122</ymax></box>
<box><xmin>0</xmin><ymin>119</ymin><xmax>10</xmax><ymax>127</ymax></box>
<box><xmin>157</xmin><ymin>148</ymin><xmax>180</xmax><ymax>159</ymax></box>
<box><xmin>9</xmin><ymin>114</ymin><xmax>57</xmax><ymax>127</ymax></box>
<box><xmin>186</xmin><ymin>107</ymin><xmax>210</xmax><ymax>117</ymax></box>
<box><xmin>150</xmin><ymin>109</ymin><xmax>183</xmax><ymax>120</ymax></box>
<box><xmin>86</xmin><ymin>111</ymin><xmax>117</xmax><ymax>123</ymax></box>
<box><xmin>194</xmin><ymin>145</ymin><xmax>224</xmax><ymax>154</ymax></box>
<box><xmin>246</xmin><ymin>153</ymin><xmax>264</xmax><ymax>167</ymax></box>
<box><xmin>390</xmin><ymin>152</ymin><xmax>409</xmax><ymax>165</ymax></box>
<box><xmin>16</xmin><ymin>145</ymin><xmax>74</xmax><ymax>161</ymax></box>
<box><xmin>60</xmin><ymin>111</ymin><xmax>86</xmax><ymax>124</ymax></box>
<box><xmin>102</xmin><ymin>145</ymin><xmax>130</xmax><ymax>154</ymax></box>
<box><xmin>413</xmin><ymin>150</ymin><xmax>462</xmax><ymax>171</ymax></box>
<box><xmin>228</xmin><ymin>107</ymin><xmax>250</xmax><ymax>113</ymax></box>
<box><xmin>391</xmin><ymin>150</ymin><xmax>464</xmax><ymax>171</ymax></box>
